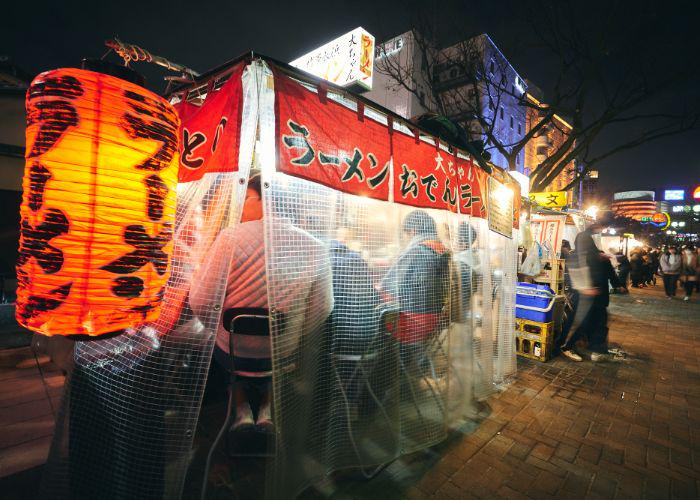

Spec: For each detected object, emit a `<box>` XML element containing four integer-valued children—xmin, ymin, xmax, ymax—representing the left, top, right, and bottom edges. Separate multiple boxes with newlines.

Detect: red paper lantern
<box><xmin>16</xmin><ymin>68</ymin><xmax>180</xmax><ymax>338</ymax></box>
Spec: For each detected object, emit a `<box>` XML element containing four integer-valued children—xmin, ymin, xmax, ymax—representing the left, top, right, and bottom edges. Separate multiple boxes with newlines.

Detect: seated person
<box><xmin>380</xmin><ymin>210</ymin><xmax>450</xmax><ymax>371</ymax></box>
<box><xmin>190</xmin><ymin>175</ymin><xmax>334</xmax><ymax>431</ymax></box>
<box><xmin>190</xmin><ymin>175</ymin><xmax>270</xmax><ymax>430</ymax></box>
<box><xmin>328</xmin><ymin>227</ymin><xmax>380</xmax><ymax>405</ymax></box>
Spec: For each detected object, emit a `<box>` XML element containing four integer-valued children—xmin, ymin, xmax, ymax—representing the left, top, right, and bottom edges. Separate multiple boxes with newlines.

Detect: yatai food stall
<box><xmin>19</xmin><ymin>51</ymin><xmax>522</xmax><ymax>499</ymax></box>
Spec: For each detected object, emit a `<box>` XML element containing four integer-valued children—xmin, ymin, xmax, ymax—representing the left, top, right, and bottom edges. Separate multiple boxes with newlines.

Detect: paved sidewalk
<box><xmin>322</xmin><ymin>284</ymin><xmax>700</xmax><ymax>499</ymax></box>
<box><xmin>2</xmin><ymin>284</ymin><xmax>699</xmax><ymax>498</ymax></box>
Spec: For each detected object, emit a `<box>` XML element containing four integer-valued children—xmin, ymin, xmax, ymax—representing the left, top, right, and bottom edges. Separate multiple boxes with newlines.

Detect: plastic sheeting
<box><xmin>37</xmin><ymin>62</ymin><xmax>256</xmax><ymax>500</ymax></box>
<box><xmin>36</xmin><ymin>58</ymin><xmax>517</xmax><ymax>500</ymax></box>
<box><xmin>259</xmin><ymin>61</ymin><xmax>518</xmax><ymax>498</ymax></box>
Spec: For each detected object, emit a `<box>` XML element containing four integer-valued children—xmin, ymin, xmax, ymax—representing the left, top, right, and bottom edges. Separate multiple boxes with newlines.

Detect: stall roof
<box><xmin>168</xmin><ymin>52</ymin><xmax>507</xmax><ymax>180</ymax></box>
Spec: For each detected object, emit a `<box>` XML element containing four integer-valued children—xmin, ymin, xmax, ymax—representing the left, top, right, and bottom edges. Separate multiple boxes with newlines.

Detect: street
<box><xmin>1</xmin><ymin>282</ymin><xmax>699</xmax><ymax>499</ymax></box>
<box><xmin>314</xmin><ymin>284</ymin><xmax>700</xmax><ymax>499</ymax></box>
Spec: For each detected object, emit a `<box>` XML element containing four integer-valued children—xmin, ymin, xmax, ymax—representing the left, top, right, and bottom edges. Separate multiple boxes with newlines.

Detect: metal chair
<box><xmin>326</xmin><ymin>306</ymin><xmax>401</xmax><ymax>474</ymax></box>
<box><xmin>201</xmin><ymin>308</ymin><xmax>275</xmax><ymax>500</ymax></box>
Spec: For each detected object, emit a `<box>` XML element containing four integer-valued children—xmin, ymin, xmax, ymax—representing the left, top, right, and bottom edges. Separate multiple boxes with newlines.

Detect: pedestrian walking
<box><xmin>560</xmin><ymin>221</ymin><xmax>625</xmax><ymax>362</ymax></box>
<box><xmin>659</xmin><ymin>246</ymin><xmax>681</xmax><ymax>298</ymax></box>
<box><xmin>680</xmin><ymin>246</ymin><xmax>699</xmax><ymax>301</ymax></box>
<box><xmin>629</xmin><ymin>249</ymin><xmax>644</xmax><ymax>288</ymax></box>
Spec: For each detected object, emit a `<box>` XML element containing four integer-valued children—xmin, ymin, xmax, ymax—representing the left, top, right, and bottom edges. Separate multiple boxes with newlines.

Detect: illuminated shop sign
<box><xmin>290</xmin><ymin>27</ymin><xmax>375</xmax><ymax>90</ymax></box>
<box><xmin>664</xmin><ymin>189</ymin><xmax>685</xmax><ymax>201</ymax></box>
<box><xmin>694</xmin><ymin>185</ymin><xmax>700</xmax><ymax>199</ymax></box>
<box><xmin>641</xmin><ymin>212</ymin><xmax>671</xmax><ymax>230</ymax></box>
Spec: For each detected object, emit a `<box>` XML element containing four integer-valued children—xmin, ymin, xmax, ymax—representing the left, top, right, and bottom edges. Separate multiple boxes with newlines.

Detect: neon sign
<box><xmin>641</xmin><ymin>212</ymin><xmax>671</xmax><ymax>230</ymax></box>
<box><xmin>664</xmin><ymin>189</ymin><xmax>685</xmax><ymax>201</ymax></box>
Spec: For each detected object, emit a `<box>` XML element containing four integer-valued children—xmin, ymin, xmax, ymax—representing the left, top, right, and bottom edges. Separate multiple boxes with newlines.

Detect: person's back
<box><xmin>328</xmin><ymin>240</ymin><xmax>380</xmax><ymax>355</ymax></box>
<box><xmin>381</xmin><ymin>211</ymin><xmax>450</xmax><ymax>344</ymax></box>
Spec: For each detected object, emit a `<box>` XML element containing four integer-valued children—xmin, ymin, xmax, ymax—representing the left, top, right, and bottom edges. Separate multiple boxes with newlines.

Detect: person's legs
<box><xmin>683</xmin><ymin>279</ymin><xmax>694</xmax><ymax>300</ymax></box>
<box><xmin>669</xmin><ymin>275</ymin><xmax>678</xmax><ymax>297</ymax></box>
<box><xmin>256</xmin><ymin>379</ymin><xmax>273</xmax><ymax>425</ymax></box>
<box><xmin>631</xmin><ymin>272</ymin><xmax>640</xmax><ymax>287</ymax></box>
<box><xmin>662</xmin><ymin>275</ymin><xmax>672</xmax><ymax>296</ymax></box>
<box><xmin>588</xmin><ymin>306</ymin><xmax>609</xmax><ymax>354</ymax></box>
<box><xmin>233</xmin><ymin>380</ymin><xmax>254</xmax><ymax>428</ymax></box>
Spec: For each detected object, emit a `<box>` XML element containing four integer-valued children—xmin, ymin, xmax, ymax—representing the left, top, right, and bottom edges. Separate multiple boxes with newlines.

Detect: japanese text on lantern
<box><xmin>16</xmin><ymin>68</ymin><xmax>179</xmax><ymax>338</ymax></box>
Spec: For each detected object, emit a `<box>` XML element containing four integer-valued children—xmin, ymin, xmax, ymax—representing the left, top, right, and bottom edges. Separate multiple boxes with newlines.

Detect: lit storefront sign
<box><xmin>529</xmin><ymin>190</ymin><xmax>567</xmax><ymax>207</ymax></box>
<box><xmin>613</xmin><ymin>190</ymin><xmax>654</xmax><ymax>201</ymax></box>
<box><xmin>290</xmin><ymin>27</ymin><xmax>375</xmax><ymax>90</ymax></box>
<box><xmin>641</xmin><ymin>212</ymin><xmax>671</xmax><ymax>230</ymax></box>
<box><xmin>664</xmin><ymin>189</ymin><xmax>685</xmax><ymax>201</ymax></box>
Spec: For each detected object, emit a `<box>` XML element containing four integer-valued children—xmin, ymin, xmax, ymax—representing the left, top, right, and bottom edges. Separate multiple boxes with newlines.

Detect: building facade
<box><xmin>524</xmin><ymin>92</ymin><xmax>578</xmax><ymax>203</ymax></box>
<box><xmin>611</xmin><ymin>191</ymin><xmax>659</xmax><ymax>220</ymax></box>
<box><xmin>368</xmin><ymin>31</ymin><xmax>527</xmax><ymax>172</ymax></box>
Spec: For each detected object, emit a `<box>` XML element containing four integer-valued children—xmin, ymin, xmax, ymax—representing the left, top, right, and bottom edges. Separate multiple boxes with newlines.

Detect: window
<box><xmin>489</xmin><ymin>59</ymin><xmax>495</xmax><ymax>74</ymax></box>
<box><xmin>518</xmin><ymin>123</ymin><xmax>522</xmax><ymax>135</ymax></box>
<box><xmin>489</xmin><ymin>101</ymin><xmax>495</xmax><ymax>111</ymax></box>
<box><xmin>500</xmin><ymin>107</ymin><xmax>504</xmax><ymax>120</ymax></box>
<box><xmin>511</xmin><ymin>85</ymin><xmax>515</xmax><ymax>95</ymax></box>
<box><xmin>510</xmin><ymin>116</ymin><xmax>514</xmax><ymax>129</ymax></box>
<box><xmin>536</xmin><ymin>145</ymin><xmax>548</xmax><ymax>155</ymax></box>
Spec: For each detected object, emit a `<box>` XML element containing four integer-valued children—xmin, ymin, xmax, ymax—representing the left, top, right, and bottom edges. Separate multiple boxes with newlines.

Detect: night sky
<box><xmin>4</xmin><ymin>0</ymin><xmax>699</xmax><ymax>201</ymax></box>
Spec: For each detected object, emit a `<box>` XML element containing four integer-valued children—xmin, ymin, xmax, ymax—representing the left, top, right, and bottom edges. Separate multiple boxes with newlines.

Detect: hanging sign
<box><xmin>531</xmin><ymin>214</ymin><xmax>567</xmax><ymax>254</ymax></box>
<box><xmin>487</xmin><ymin>177</ymin><xmax>514</xmax><ymax>238</ymax></box>
<box><xmin>174</xmin><ymin>64</ymin><xmax>244</xmax><ymax>183</ymax></box>
<box><xmin>276</xmin><ymin>70</ymin><xmax>391</xmax><ymax>201</ymax></box>
<box><xmin>290</xmin><ymin>27</ymin><xmax>375</xmax><ymax>90</ymax></box>
<box><xmin>16</xmin><ymin>68</ymin><xmax>179</xmax><ymax>338</ymax></box>
<box><xmin>391</xmin><ymin>133</ymin><xmax>460</xmax><ymax>213</ymax></box>
<box><xmin>528</xmin><ymin>190</ymin><xmax>567</xmax><ymax>208</ymax></box>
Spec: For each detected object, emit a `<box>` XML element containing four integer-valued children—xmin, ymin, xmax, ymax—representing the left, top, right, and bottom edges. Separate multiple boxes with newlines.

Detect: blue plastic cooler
<box><xmin>516</xmin><ymin>282</ymin><xmax>556</xmax><ymax>322</ymax></box>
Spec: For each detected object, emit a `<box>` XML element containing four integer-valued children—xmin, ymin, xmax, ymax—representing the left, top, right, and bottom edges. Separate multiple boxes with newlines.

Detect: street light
<box><xmin>584</xmin><ymin>205</ymin><xmax>599</xmax><ymax>219</ymax></box>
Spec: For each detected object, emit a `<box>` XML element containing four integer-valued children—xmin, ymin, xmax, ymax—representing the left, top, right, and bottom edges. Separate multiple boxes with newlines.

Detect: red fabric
<box><xmin>456</xmin><ymin>159</ymin><xmax>488</xmax><ymax>218</ymax></box>
<box><xmin>273</xmin><ymin>70</ymin><xmax>501</xmax><ymax>223</ymax></box>
<box><xmin>275</xmin><ymin>69</ymin><xmax>391</xmax><ymax>202</ymax></box>
<box><xmin>391</xmin><ymin>131</ymin><xmax>460</xmax><ymax>213</ymax></box>
<box><xmin>174</xmin><ymin>64</ymin><xmax>244</xmax><ymax>183</ymax></box>
<box><xmin>387</xmin><ymin>312</ymin><xmax>441</xmax><ymax>344</ymax></box>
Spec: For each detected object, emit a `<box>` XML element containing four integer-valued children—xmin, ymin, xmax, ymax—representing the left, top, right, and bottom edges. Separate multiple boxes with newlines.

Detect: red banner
<box><xmin>174</xmin><ymin>63</ymin><xmax>244</xmax><ymax>183</ymax></box>
<box><xmin>392</xmin><ymin>131</ymin><xmax>459</xmax><ymax>213</ymax></box>
<box><xmin>456</xmin><ymin>158</ymin><xmax>488</xmax><ymax>218</ymax></box>
<box><xmin>276</xmin><ymin>72</ymin><xmax>392</xmax><ymax>201</ymax></box>
<box><xmin>274</xmin><ymin>71</ymin><xmax>497</xmax><ymax>221</ymax></box>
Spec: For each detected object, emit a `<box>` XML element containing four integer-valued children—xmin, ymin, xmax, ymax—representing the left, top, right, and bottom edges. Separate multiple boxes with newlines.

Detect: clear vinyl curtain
<box><xmin>254</xmin><ymin>60</ymin><xmax>518</xmax><ymax>498</ymax></box>
<box><xmin>38</xmin><ymin>64</ymin><xmax>258</xmax><ymax>500</ymax></box>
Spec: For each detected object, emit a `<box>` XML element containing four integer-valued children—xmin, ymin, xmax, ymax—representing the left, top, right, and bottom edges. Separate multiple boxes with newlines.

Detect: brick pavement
<box><xmin>320</xmin><ymin>284</ymin><xmax>700</xmax><ymax>499</ymax></box>
<box><xmin>2</xmin><ymin>283</ymin><xmax>699</xmax><ymax>499</ymax></box>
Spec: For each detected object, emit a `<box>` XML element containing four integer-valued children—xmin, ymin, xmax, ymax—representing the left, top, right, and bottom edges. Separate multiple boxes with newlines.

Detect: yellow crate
<box><xmin>515</xmin><ymin>319</ymin><xmax>555</xmax><ymax>362</ymax></box>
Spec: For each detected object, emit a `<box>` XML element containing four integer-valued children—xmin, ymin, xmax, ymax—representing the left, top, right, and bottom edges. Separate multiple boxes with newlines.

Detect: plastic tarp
<box><xmin>38</xmin><ymin>61</ymin><xmax>255</xmax><ymax>500</ymax></box>
<box><xmin>37</xmin><ymin>58</ymin><xmax>518</xmax><ymax>500</ymax></box>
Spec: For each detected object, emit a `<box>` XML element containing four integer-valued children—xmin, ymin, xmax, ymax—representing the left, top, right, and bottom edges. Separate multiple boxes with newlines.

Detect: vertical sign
<box><xmin>487</xmin><ymin>177</ymin><xmax>514</xmax><ymax>238</ymax></box>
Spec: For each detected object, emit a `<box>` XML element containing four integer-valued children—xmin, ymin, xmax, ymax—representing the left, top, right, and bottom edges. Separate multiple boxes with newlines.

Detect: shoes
<box><xmin>562</xmin><ymin>350</ymin><xmax>583</xmax><ymax>362</ymax></box>
<box><xmin>591</xmin><ymin>352</ymin><xmax>608</xmax><ymax>362</ymax></box>
<box><xmin>683</xmin><ymin>296</ymin><xmax>690</xmax><ymax>302</ymax></box>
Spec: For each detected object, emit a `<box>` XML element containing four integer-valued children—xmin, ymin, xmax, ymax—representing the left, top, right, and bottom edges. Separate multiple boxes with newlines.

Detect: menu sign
<box><xmin>488</xmin><ymin>177</ymin><xmax>514</xmax><ymax>238</ymax></box>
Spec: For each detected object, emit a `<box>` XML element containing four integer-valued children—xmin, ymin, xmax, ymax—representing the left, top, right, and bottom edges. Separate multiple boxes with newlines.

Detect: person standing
<box><xmin>629</xmin><ymin>250</ymin><xmax>643</xmax><ymax>288</ymax></box>
<box><xmin>659</xmin><ymin>246</ymin><xmax>682</xmax><ymax>299</ymax></box>
<box><xmin>614</xmin><ymin>249</ymin><xmax>630</xmax><ymax>288</ymax></box>
<box><xmin>680</xmin><ymin>246</ymin><xmax>699</xmax><ymax>301</ymax></box>
<box><xmin>561</xmin><ymin>221</ymin><xmax>625</xmax><ymax>362</ymax></box>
